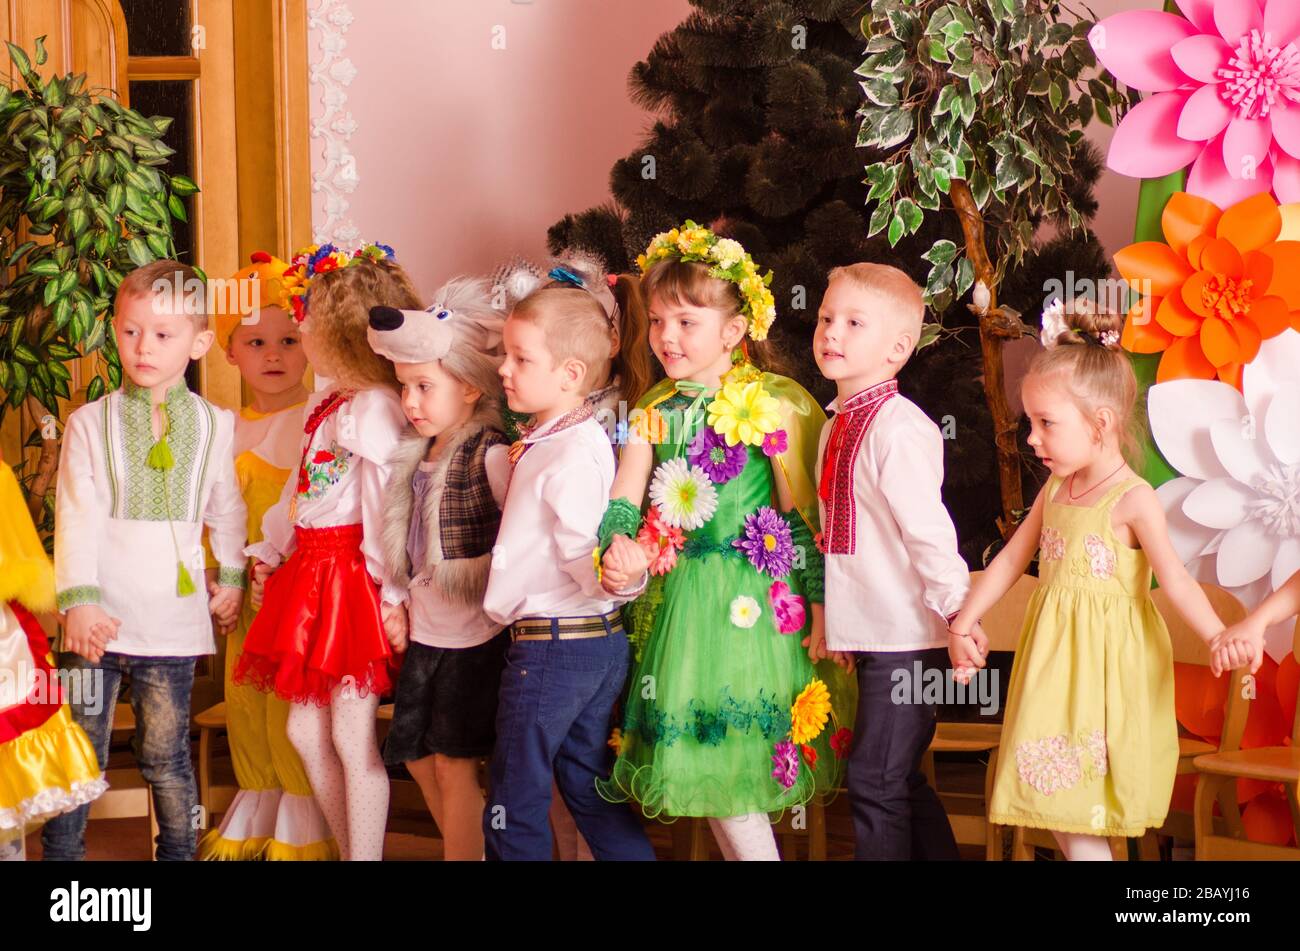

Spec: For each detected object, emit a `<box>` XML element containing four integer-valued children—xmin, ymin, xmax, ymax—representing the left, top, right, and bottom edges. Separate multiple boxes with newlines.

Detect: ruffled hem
<box><xmin>988</xmin><ymin>812</ymin><xmax>1169</xmax><ymax>838</ymax></box>
<box><xmin>233</xmin><ymin>654</ymin><xmax>392</xmax><ymax>707</ymax></box>
<box><xmin>0</xmin><ymin>709</ymin><xmax>105</xmax><ymax>832</ymax></box>
<box><xmin>0</xmin><ymin>778</ymin><xmax>108</xmax><ymax>836</ymax></box>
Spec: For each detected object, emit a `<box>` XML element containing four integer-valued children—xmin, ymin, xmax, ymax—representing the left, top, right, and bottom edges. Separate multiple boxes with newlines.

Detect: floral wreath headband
<box><xmin>282</xmin><ymin>242</ymin><xmax>398</xmax><ymax>323</ymax></box>
<box><xmin>637</xmin><ymin>221</ymin><xmax>778</xmax><ymax>342</ymax></box>
<box><xmin>1040</xmin><ymin>297</ymin><xmax>1120</xmax><ymax>351</ymax></box>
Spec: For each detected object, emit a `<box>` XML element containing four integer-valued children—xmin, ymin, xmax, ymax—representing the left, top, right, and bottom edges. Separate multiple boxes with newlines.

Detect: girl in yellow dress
<box><xmin>198</xmin><ymin>253</ymin><xmax>336</xmax><ymax>860</ymax></box>
<box><xmin>0</xmin><ymin>456</ymin><xmax>105</xmax><ymax>860</ymax></box>
<box><xmin>948</xmin><ymin>303</ymin><xmax>1229</xmax><ymax>860</ymax></box>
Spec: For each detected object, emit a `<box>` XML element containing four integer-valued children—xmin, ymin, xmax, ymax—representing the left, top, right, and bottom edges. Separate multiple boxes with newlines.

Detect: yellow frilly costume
<box><xmin>0</xmin><ymin>460</ymin><xmax>106</xmax><ymax>843</ymax></box>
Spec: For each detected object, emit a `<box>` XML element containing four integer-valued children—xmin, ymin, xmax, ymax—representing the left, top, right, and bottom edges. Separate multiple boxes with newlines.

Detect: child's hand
<box><xmin>64</xmin><ymin>605</ymin><xmax>120</xmax><ymax>664</ymax></box>
<box><xmin>250</xmin><ymin>559</ymin><xmax>275</xmax><ymax>611</ymax></box>
<box><xmin>948</xmin><ymin>620</ymin><xmax>988</xmax><ymax>684</ymax></box>
<box><xmin>208</xmin><ymin>584</ymin><xmax>243</xmax><ymax>635</ymax></box>
<box><xmin>602</xmin><ymin>536</ymin><xmax>648</xmax><ymax>594</ymax></box>
<box><xmin>382</xmin><ymin>602</ymin><xmax>409</xmax><ymax>653</ymax></box>
<box><xmin>1210</xmin><ymin>618</ymin><xmax>1266</xmax><ymax>676</ymax></box>
<box><xmin>802</xmin><ymin>616</ymin><xmax>827</xmax><ymax>664</ymax></box>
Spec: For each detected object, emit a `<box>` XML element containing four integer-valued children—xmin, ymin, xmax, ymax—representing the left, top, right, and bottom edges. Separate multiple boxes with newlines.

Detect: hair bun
<box><xmin>1040</xmin><ymin>296</ymin><xmax>1122</xmax><ymax>351</ymax></box>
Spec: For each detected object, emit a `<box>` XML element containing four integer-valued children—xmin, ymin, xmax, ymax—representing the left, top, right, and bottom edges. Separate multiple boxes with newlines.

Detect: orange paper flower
<box><xmin>1116</xmin><ymin>192</ymin><xmax>1300</xmax><ymax>390</ymax></box>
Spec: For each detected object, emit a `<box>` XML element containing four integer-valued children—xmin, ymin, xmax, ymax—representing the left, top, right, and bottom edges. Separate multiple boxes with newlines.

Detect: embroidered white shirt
<box><xmin>816</xmin><ymin>394</ymin><xmax>969</xmax><ymax>652</ymax></box>
<box><xmin>54</xmin><ymin>382</ymin><xmax>247</xmax><ymax>657</ymax></box>
<box><xmin>247</xmin><ymin>387</ymin><xmax>408</xmax><ymax>606</ymax></box>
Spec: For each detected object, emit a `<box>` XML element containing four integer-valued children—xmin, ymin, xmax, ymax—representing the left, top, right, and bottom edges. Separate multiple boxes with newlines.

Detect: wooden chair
<box><xmin>194</xmin><ymin>702</ymin><xmax>238</xmax><ymax>823</ymax></box>
<box><xmin>926</xmin><ymin>570</ymin><xmax>1038</xmax><ymax>860</ymax></box>
<box><xmin>1193</xmin><ymin>620</ymin><xmax>1300</xmax><ymax>860</ymax></box>
<box><xmin>1135</xmin><ymin>584</ymin><xmax>1248</xmax><ymax>859</ymax></box>
<box><xmin>1013</xmin><ymin>582</ymin><xmax>1248</xmax><ymax>861</ymax></box>
<box><xmin>87</xmin><ymin>702</ymin><xmax>158</xmax><ymax>859</ymax></box>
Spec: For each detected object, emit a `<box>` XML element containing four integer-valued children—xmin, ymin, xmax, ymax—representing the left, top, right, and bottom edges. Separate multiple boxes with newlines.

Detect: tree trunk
<box><xmin>949</xmin><ymin>179</ymin><xmax>1023</xmax><ymax>537</ymax></box>
<box><xmin>23</xmin><ymin>396</ymin><xmax>60</xmax><ymax>524</ymax></box>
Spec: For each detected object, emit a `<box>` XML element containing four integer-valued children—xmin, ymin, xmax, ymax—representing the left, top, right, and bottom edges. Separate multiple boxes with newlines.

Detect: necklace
<box><xmin>1068</xmin><ymin>460</ymin><xmax>1126</xmax><ymax>502</ymax></box>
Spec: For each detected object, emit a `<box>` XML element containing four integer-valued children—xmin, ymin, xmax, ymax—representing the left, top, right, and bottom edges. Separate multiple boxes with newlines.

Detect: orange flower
<box><xmin>1115</xmin><ymin>192</ymin><xmax>1300</xmax><ymax>390</ymax></box>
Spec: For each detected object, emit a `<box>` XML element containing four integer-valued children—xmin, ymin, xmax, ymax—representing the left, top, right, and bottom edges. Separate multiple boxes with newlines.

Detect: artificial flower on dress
<box><xmin>707</xmin><ymin>380</ymin><xmax>782</xmax><ymax>448</ymax></box>
<box><xmin>761</xmin><ymin>429</ymin><xmax>789</xmax><ymax>458</ymax></box>
<box><xmin>830</xmin><ymin>727</ymin><xmax>854</xmax><ymax>760</ymax></box>
<box><xmin>648</xmin><ymin>457</ymin><xmax>719</xmax><ymax>530</ymax></box>
<box><xmin>771</xmin><ymin>740</ymin><xmax>800</xmax><ymax>789</ymax></box>
<box><xmin>768</xmin><ymin>580</ymin><xmax>807</xmax><ymax>635</ymax></box>
<box><xmin>729</xmin><ymin>595</ymin><xmax>762</xmax><ymax>629</ymax></box>
<box><xmin>1115</xmin><ymin>191</ymin><xmax>1300</xmax><ymax>388</ymax></box>
<box><xmin>1148</xmin><ymin>328</ymin><xmax>1300</xmax><ymax>659</ymax></box>
<box><xmin>636</xmin><ymin>505</ymin><xmax>686</xmax><ymax>576</ymax></box>
<box><xmin>800</xmin><ymin>744</ymin><xmax>818</xmax><ymax>769</ymax></box>
<box><xmin>789</xmin><ymin>679</ymin><xmax>832</xmax><ymax>746</ymax></box>
<box><xmin>734</xmin><ymin>506</ymin><xmax>796</xmax><ymax>577</ymax></box>
<box><xmin>1091</xmin><ymin>0</ymin><xmax>1300</xmax><ymax>207</ymax></box>
<box><xmin>687</xmin><ymin>426</ymin><xmax>748</xmax><ymax>484</ymax></box>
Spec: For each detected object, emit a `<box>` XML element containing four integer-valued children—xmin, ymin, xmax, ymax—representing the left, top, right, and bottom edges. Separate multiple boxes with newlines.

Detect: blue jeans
<box><xmin>848</xmin><ymin>648</ymin><xmax>960</xmax><ymax>861</ymax></box>
<box><xmin>484</xmin><ymin>625</ymin><xmax>654</xmax><ymax>861</ymax></box>
<box><xmin>41</xmin><ymin>652</ymin><xmax>199</xmax><ymax>861</ymax></box>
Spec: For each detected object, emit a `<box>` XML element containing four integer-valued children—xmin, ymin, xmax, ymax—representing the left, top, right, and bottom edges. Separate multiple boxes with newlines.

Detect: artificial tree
<box><xmin>857</xmin><ymin>0</ymin><xmax>1130</xmax><ymax>535</ymax></box>
<box><xmin>0</xmin><ymin>37</ymin><xmax>194</xmax><ymax>532</ymax></box>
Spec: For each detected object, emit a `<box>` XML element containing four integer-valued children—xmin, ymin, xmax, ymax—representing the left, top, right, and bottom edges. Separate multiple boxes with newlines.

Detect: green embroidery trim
<box><xmin>102</xmin><ymin>398</ymin><xmax>118</xmax><ymax>516</ymax></box>
<box><xmin>118</xmin><ymin>383</ymin><xmax>200</xmax><ymax>521</ymax></box>
<box><xmin>216</xmin><ymin>566</ymin><xmax>248</xmax><ymax>590</ymax></box>
<box><xmin>56</xmin><ymin>586</ymin><xmax>101</xmax><ymax>611</ymax></box>
<box><xmin>627</xmin><ymin>688</ymin><xmax>791</xmax><ymax>748</ymax></box>
<box><xmin>190</xmin><ymin>400</ymin><xmax>217</xmax><ymax>521</ymax></box>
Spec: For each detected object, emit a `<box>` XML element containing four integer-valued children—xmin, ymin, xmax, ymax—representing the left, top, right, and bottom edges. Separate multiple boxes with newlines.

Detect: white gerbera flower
<box><xmin>711</xmin><ymin>238</ymin><xmax>745</xmax><ymax>270</ymax></box>
<box><xmin>730</xmin><ymin>595</ymin><xmax>761</xmax><ymax>629</ymax></box>
<box><xmin>1149</xmin><ymin>329</ymin><xmax>1300</xmax><ymax>661</ymax></box>
<box><xmin>648</xmin><ymin>457</ymin><xmax>718</xmax><ymax>530</ymax></box>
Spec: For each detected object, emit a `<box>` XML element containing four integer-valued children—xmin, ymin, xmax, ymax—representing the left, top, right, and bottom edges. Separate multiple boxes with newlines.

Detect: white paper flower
<box><xmin>648</xmin><ymin>457</ymin><xmax>718</xmax><ymax>530</ymax></box>
<box><xmin>730</xmin><ymin>595</ymin><xmax>761</xmax><ymax>629</ymax></box>
<box><xmin>711</xmin><ymin>238</ymin><xmax>745</xmax><ymax>270</ymax></box>
<box><xmin>1149</xmin><ymin>329</ymin><xmax>1300</xmax><ymax>660</ymax></box>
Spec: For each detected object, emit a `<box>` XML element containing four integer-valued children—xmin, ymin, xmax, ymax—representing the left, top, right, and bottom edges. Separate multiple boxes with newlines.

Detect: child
<box><xmin>368</xmin><ymin>280</ymin><xmax>511</xmax><ymax>861</ymax></box>
<box><xmin>198</xmin><ymin>252</ymin><xmax>336</xmax><ymax>861</ymax></box>
<box><xmin>43</xmin><ymin>260</ymin><xmax>248</xmax><ymax>861</ymax></box>
<box><xmin>1210</xmin><ymin>570</ymin><xmax>1299</xmax><ymax>674</ymax></box>
<box><xmin>949</xmin><ymin>300</ymin><xmax>1227</xmax><ymax>861</ymax></box>
<box><xmin>598</xmin><ymin>223</ymin><xmax>849</xmax><ymax>862</ymax></box>
<box><xmin>812</xmin><ymin>263</ymin><xmax>967</xmax><ymax>861</ymax></box>
<box><xmin>235</xmin><ymin>244</ymin><xmax>420</xmax><ymax>862</ymax></box>
<box><xmin>481</xmin><ymin>277</ymin><xmax>656</xmax><ymax>861</ymax></box>
<box><xmin>0</xmin><ymin>455</ymin><xmax>105</xmax><ymax>861</ymax></box>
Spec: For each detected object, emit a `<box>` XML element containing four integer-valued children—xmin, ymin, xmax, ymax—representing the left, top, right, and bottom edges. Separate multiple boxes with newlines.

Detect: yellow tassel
<box><xmin>176</xmin><ymin>560</ymin><xmax>197</xmax><ymax>597</ymax></box>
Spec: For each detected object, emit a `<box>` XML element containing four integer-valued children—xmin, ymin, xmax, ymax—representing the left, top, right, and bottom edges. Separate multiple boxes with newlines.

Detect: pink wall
<box><xmin>306</xmin><ymin>0</ymin><xmax>1154</xmax><ymax>302</ymax></box>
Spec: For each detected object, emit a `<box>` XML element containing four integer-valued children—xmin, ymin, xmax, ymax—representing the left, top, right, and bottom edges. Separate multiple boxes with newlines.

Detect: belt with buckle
<box><xmin>510</xmin><ymin>610</ymin><xmax>624</xmax><ymax>642</ymax></box>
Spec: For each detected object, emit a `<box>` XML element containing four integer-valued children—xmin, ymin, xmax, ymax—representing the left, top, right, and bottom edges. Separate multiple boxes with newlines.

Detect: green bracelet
<box><xmin>598</xmin><ymin>497</ymin><xmax>642</xmax><ymax>554</ymax></box>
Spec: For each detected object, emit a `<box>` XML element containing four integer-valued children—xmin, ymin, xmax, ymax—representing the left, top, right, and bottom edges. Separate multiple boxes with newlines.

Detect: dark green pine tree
<box><xmin>550</xmin><ymin>0</ymin><xmax>1116</xmax><ymax>567</ymax></box>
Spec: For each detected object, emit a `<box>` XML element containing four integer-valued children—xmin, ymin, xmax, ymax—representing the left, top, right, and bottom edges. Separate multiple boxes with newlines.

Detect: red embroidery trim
<box><xmin>819</xmin><ymin>380</ymin><xmax>898</xmax><ymax>555</ymax></box>
<box><xmin>295</xmin><ymin>390</ymin><xmax>351</xmax><ymax>497</ymax></box>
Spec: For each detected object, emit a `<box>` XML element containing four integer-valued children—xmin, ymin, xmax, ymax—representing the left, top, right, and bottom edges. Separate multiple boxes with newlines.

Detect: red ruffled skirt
<box><xmin>234</xmin><ymin>524</ymin><xmax>393</xmax><ymax>706</ymax></box>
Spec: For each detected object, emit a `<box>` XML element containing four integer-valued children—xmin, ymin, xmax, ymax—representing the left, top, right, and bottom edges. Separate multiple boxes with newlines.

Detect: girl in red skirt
<box><xmin>235</xmin><ymin>244</ymin><xmax>421</xmax><ymax>860</ymax></box>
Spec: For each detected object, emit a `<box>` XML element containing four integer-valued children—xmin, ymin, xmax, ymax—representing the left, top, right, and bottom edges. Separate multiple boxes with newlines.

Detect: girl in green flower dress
<box><xmin>596</xmin><ymin>224</ymin><xmax>854</xmax><ymax>861</ymax></box>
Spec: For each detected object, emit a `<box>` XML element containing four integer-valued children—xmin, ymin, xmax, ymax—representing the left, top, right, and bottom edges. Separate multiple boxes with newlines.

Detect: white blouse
<box><xmin>246</xmin><ymin>387</ymin><xmax>408</xmax><ymax>606</ymax></box>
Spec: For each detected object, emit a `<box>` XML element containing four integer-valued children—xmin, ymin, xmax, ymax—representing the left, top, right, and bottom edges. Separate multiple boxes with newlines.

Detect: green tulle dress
<box><xmin>599</xmin><ymin>369</ymin><xmax>855</xmax><ymax>819</ymax></box>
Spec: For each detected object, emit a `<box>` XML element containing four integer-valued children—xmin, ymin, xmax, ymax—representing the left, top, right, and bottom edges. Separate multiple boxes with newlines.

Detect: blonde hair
<box><xmin>640</xmin><ymin>258</ymin><xmax>789</xmax><ymax>375</ymax></box>
<box><xmin>306</xmin><ymin>258</ymin><xmax>422</xmax><ymax>391</ymax></box>
<box><xmin>826</xmin><ymin>262</ymin><xmax>925</xmax><ymax>358</ymax></box>
<box><xmin>510</xmin><ymin>287</ymin><xmax>614</xmax><ymax>393</ymax></box>
<box><xmin>1027</xmin><ymin>306</ymin><xmax>1144</xmax><ymax>466</ymax></box>
<box><xmin>116</xmin><ymin>260</ymin><xmax>208</xmax><ymax>330</ymax></box>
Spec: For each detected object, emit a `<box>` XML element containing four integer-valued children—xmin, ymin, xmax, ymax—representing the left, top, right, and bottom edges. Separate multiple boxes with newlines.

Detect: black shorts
<box><xmin>383</xmin><ymin>630</ymin><xmax>510</xmax><ymax>763</ymax></box>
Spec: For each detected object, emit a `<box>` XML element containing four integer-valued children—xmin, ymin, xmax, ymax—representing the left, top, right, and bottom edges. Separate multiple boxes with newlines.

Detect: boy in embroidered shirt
<box><xmin>812</xmin><ymin>263</ymin><xmax>976</xmax><ymax>861</ymax></box>
<box><xmin>43</xmin><ymin>261</ymin><xmax>247</xmax><ymax>861</ymax></box>
<box><xmin>482</xmin><ymin>283</ymin><xmax>654</xmax><ymax>861</ymax></box>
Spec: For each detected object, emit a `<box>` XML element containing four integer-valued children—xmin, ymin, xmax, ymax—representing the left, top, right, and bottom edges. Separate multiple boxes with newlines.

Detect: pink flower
<box><xmin>761</xmin><ymin>429</ymin><xmax>788</xmax><ymax>457</ymax></box>
<box><xmin>771</xmin><ymin>740</ymin><xmax>800</xmax><ymax>789</ymax></box>
<box><xmin>636</xmin><ymin>505</ymin><xmax>686</xmax><ymax>576</ymax></box>
<box><xmin>1091</xmin><ymin>0</ymin><xmax>1300</xmax><ymax>206</ymax></box>
<box><xmin>830</xmin><ymin>727</ymin><xmax>853</xmax><ymax>760</ymax></box>
<box><xmin>768</xmin><ymin>581</ymin><xmax>807</xmax><ymax>635</ymax></box>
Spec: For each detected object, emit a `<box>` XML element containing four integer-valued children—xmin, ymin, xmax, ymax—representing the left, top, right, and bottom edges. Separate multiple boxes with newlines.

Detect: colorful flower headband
<box><xmin>636</xmin><ymin>221</ymin><xmax>777</xmax><ymax>342</ymax></box>
<box><xmin>282</xmin><ymin>242</ymin><xmax>397</xmax><ymax>323</ymax></box>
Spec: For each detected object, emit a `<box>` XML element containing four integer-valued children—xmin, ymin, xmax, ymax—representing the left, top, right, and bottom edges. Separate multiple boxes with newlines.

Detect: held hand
<box><xmin>208</xmin><ymin>586</ymin><xmax>244</xmax><ymax>635</ymax></box>
<box><xmin>1210</xmin><ymin>620</ymin><xmax>1265</xmax><ymax>676</ymax></box>
<box><xmin>601</xmin><ymin>536</ymin><xmax>647</xmax><ymax>595</ymax></box>
<box><xmin>947</xmin><ymin>623</ymin><xmax>987</xmax><ymax>684</ymax></box>
<box><xmin>64</xmin><ymin>605</ymin><xmax>120</xmax><ymax>663</ymax></box>
<box><xmin>802</xmin><ymin>613</ymin><xmax>827</xmax><ymax>664</ymax></box>
<box><xmin>250</xmin><ymin>559</ymin><xmax>275</xmax><ymax>611</ymax></box>
<box><xmin>382</xmin><ymin>602</ymin><xmax>409</xmax><ymax>653</ymax></box>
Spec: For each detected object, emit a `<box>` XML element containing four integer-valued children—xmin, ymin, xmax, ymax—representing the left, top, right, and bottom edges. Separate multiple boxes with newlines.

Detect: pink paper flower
<box><xmin>771</xmin><ymin>740</ymin><xmax>800</xmax><ymax>789</ymax></box>
<box><xmin>761</xmin><ymin>429</ymin><xmax>788</xmax><ymax>458</ymax></box>
<box><xmin>636</xmin><ymin>505</ymin><xmax>686</xmax><ymax>576</ymax></box>
<box><xmin>1091</xmin><ymin>0</ymin><xmax>1300</xmax><ymax>206</ymax></box>
<box><xmin>768</xmin><ymin>581</ymin><xmax>807</xmax><ymax>634</ymax></box>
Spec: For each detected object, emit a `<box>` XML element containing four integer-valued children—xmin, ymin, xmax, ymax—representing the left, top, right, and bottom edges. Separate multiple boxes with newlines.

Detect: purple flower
<box><xmin>688</xmin><ymin>427</ymin><xmax>748</xmax><ymax>484</ymax></box>
<box><xmin>761</xmin><ymin>429</ymin><xmax>788</xmax><ymax>457</ymax></box>
<box><xmin>772</xmin><ymin>740</ymin><xmax>800</xmax><ymax>790</ymax></box>
<box><xmin>733</xmin><ymin>506</ymin><xmax>795</xmax><ymax>577</ymax></box>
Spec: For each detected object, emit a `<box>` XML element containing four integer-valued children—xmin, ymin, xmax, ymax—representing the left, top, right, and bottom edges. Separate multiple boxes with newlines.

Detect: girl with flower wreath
<box><xmin>235</xmin><ymin>243</ymin><xmax>422</xmax><ymax>861</ymax></box>
<box><xmin>595</xmin><ymin>222</ymin><xmax>854</xmax><ymax>861</ymax></box>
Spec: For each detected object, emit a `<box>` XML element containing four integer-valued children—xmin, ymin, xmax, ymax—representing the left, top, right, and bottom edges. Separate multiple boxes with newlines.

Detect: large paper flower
<box><xmin>1091</xmin><ymin>0</ymin><xmax>1300</xmax><ymax>206</ymax></box>
<box><xmin>687</xmin><ymin>426</ymin><xmax>747</xmax><ymax>483</ymax></box>
<box><xmin>789</xmin><ymin>679</ymin><xmax>832</xmax><ymax>745</ymax></box>
<box><xmin>707</xmin><ymin>380</ymin><xmax>781</xmax><ymax>447</ymax></box>
<box><xmin>648</xmin><ymin>457</ymin><xmax>718</xmax><ymax>530</ymax></box>
<box><xmin>733</xmin><ymin>506</ymin><xmax>796</xmax><ymax>577</ymax></box>
<box><xmin>1116</xmin><ymin>192</ymin><xmax>1300</xmax><ymax>387</ymax></box>
<box><xmin>1148</xmin><ymin>328</ymin><xmax>1300</xmax><ymax>659</ymax></box>
<box><xmin>635</xmin><ymin>505</ymin><xmax>686</xmax><ymax>576</ymax></box>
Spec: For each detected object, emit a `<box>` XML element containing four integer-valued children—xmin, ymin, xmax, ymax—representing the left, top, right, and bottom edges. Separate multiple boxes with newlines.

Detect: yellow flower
<box><xmin>632</xmin><ymin>406</ymin><xmax>668</xmax><ymax>444</ymax></box>
<box><xmin>721</xmin><ymin>361</ymin><xmax>762</xmax><ymax>387</ymax></box>
<box><xmin>608</xmin><ymin>727</ymin><xmax>624</xmax><ymax>755</ymax></box>
<box><xmin>707</xmin><ymin>380</ymin><xmax>781</xmax><ymax>447</ymax></box>
<box><xmin>790</xmin><ymin>679</ymin><xmax>831</xmax><ymax>745</ymax></box>
<box><xmin>592</xmin><ymin>546</ymin><xmax>603</xmax><ymax>584</ymax></box>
